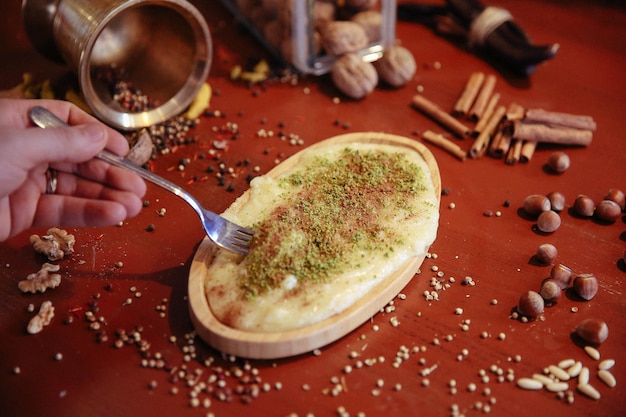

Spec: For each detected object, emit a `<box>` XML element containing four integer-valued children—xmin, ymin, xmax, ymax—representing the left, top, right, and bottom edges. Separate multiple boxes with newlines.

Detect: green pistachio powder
<box><xmin>241</xmin><ymin>147</ymin><xmax>433</xmax><ymax>299</ymax></box>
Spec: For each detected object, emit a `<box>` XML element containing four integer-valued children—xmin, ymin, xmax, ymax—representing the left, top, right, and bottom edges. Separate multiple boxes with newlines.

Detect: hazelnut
<box><xmin>546</xmin><ymin>151</ymin><xmax>570</xmax><ymax>173</ymax></box>
<box><xmin>594</xmin><ymin>200</ymin><xmax>621</xmax><ymax>223</ymax></box>
<box><xmin>546</xmin><ymin>191</ymin><xmax>566</xmax><ymax>212</ymax></box>
<box><xmin>573</xmin><ymin>273</ymin><xmax>598</xmax><ymax>301</ymax></box>
<box><xmin>575</xmin><ymin>318</ymin><xmax>608</xmax><ymax>345</ymax></box>
<box><xmin>536</xmin><ymin>210</ymin><xmax>561</xmax><ymax>233</ymax></box>
<box><xmin>536</xmin><ymin>243</ymin><xmax>557</xmax><ymax>265</ymax></box>
<box><xmin>604</xmin><ymin>188</ymin><xmax>625</xmax><ymax>211</ymax></box>
<box><xmin>517</xmin><ymin>291</ymin><xmax>544</xmax><ymax>318</ymax></box>
<box><xmin>573</xmin><ymin>194</ymin><xmax>595</xmax><ymax>217</ymax></box>
<box><xmin>550</xmin><ymin>264</ymin><xmax>572</xmax><ymax>289</ymax></box>
<box><xmin>539</xmin><ymin>278</ymin><xmax>562</xmax><ymax>305</ymax></box>
<box><xmin>523</xmin><ymin>194</ymin><xmax>551</xmax><ymax>217</ymax></box>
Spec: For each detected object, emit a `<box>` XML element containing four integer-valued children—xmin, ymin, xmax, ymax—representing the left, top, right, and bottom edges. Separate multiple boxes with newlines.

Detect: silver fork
<box><xmin>29</xmin><ymin>105</ymin><xmax>254</xmax><ymax>255</ymax></box>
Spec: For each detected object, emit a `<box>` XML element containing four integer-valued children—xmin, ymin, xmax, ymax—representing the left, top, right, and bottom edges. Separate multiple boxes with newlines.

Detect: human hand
<box><xmin>0</xmin><ymin>98</ymin><xmax>147</xmax><ymax>241</ymax></box>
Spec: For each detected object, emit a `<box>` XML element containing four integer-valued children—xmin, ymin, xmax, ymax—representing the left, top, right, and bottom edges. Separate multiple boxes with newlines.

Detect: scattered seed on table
<box><xmin>546</xmin><ymin>382</ymin><xmax>569</xmax><ymax>392</ymax></box>
<box><xmin>517</xmin><ymin>378</ymin><xmax>543</xmax><ymax>390</ymax></box>
<box><xmin>579</xmin><ymin>367</ymin><xmax>590</xmax><ymax>385</ymax></box>
<box><xmin>548</xmin><ymin>365</ymin><xmax>570</xmax><ymax>381</ymax></box>
<box><xmin>598</xmin><ymin>359</ymin><xmax>615</xmax><ymax>370</ymax></box>
<box><xmin>567</xmin><ymin>361</ymin><xmax>583</xmax><ymax>377</ymax></box>
<box><xmin>577</xmin><ymin>383</ymin><xmax>601</xmax><ymax>400</ymax></box>
<box><xmin>598</xmin><ymin>370</ymin><xmax>617</xmax><ymax>388</ymax></box>
<box><xmin>584</xmin><ymin>346</ymin><xmax>601</xmax><ymax>360</ymax></box>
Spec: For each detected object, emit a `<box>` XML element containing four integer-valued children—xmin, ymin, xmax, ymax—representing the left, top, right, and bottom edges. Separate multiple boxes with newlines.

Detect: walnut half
<box><xmin>18</xmin><ymin>263</ymin><xmax>61</xmax><ymax>293</ymax></box>
<box><xmin>30</xmin><ymin>228</ymin><xmax>75</xmax><ymax>261</ymax></box>
<box><xmin>27</xmin><ymin>300</ymin><xmax>55</xmax><ymax>334</ymax></box>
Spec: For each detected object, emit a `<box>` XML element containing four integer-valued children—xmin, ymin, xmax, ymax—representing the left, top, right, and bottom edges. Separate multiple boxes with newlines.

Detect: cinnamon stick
<box><xmin>488</xmin><ymin>129</ymin><xmax>505</xmax><ymax>158</ymax></box>
<box><xmin>495</xmin><ymin>127</ymin><xmax>513</xmax><ymax>157</ymax></box>
<box><xmin>512</xmin><ymin>121</ymin><xmax>593</xmax><ymax>146</ymax></box>
<box><xmin>474</xmin><ymin>93</ymin><xmax>500</xmax><ymax>135</ymax></box>
<box><xmin>469</xmin><ymin>74</ymin><xmax>497</xmax><ymax>122</ymax></box>
<box><xmin>421</xmin><ymin>130</ymin><xmax>467</xmax><ymax>161</ymax></box>
<box><xmin>505</xmin><ymin>102</ymin><xmax>525</xmax><ymax>121</ymax></box>
<box><xmin>412</xmin><ymin>95</ymin><xmax>471</xmax><ymax>138</ymax></box>
<box><xmin>452</xmin><ymin>72</ymin><xmax>485</xmax><ymax>117</ymax></box>
<box><xmin>524</xmin><ymin>108</ymin><xmax>597</xmax><ymax>131</ymax></box>
<box><xmin>520</xmin><ymin>141</ymin><xmax>537</xmax><ymax>162</ymax></box>
<box><xmin>469</xmin><ymin>105</ymin><xmax>506</xmax><ymax>158</ymax></box>
<box><xmin>505</xmin><ymin>139</ymin><xmax>522</xmax><ymax>165</ymax></box>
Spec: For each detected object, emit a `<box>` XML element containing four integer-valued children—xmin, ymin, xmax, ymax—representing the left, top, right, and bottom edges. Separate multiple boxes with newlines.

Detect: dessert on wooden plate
<box><xmin>189</xmin><ymin>132</ymin><xmax>441</xmax><ymax>359</ymax></box>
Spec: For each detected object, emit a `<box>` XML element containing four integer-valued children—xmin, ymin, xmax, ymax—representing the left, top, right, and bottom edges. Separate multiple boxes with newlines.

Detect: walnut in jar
<box><xmin>331</xmin><ymin>53</ymin><xmax>378</xmax><ymax>99</ymax></box>
<box><xmin>344</xmin><ymin>0</ymin><xmax>379</xmax><ymax>12</ymax></box>
<box><xmin>321</xmin><ymin>21</ymin><xmax>369</xmax><ymax>56</ymax></box>
<box><xmin>352</xmin><ymin>10</ymin><xmax>382</xmax><ymax>43</ymax></box>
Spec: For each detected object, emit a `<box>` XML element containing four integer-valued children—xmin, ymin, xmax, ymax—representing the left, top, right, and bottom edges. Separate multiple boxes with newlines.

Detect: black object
<box><xmin>398</xmin><ymin>0</ymin><xmax>559</xmax><ymax>76</ymax></box>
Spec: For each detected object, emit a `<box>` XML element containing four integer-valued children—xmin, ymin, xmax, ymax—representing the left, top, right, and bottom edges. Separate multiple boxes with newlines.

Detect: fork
<box><xmin>29</xmin><ymin>105</ymin><xmax>254</xmax><ymax>255</ymax></box>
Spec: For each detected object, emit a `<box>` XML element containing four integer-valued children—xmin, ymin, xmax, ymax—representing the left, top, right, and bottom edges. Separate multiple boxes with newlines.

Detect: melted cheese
<box><xmin>204</xmin><ymin>142</ymin><xmax>439</xmax><ymax>332</ymax></box>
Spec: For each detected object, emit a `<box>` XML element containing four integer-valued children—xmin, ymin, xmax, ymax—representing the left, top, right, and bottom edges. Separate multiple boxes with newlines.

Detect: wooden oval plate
<box><xmin>188</xmin><ymin>132</ymin><xmax>441</xmax><ymax>359</ymax></box>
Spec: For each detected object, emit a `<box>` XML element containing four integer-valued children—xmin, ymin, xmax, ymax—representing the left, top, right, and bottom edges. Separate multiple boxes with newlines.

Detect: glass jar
<box><xmin>219</xmin><ymin>0</ymin><xmax>396</xmax><ymax>75</ymax></box>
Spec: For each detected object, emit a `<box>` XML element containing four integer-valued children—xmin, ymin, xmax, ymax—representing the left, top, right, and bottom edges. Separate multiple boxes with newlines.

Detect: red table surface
<box><xmin>0</xmin><ymin>1</ymin><xmax>624</xmax><ymax>416</ymax></box>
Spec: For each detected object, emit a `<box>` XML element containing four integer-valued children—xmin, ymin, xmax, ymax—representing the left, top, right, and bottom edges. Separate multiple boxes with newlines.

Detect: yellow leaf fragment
<box><xmin>184</xmin><ymin>82</ymin><xmax>211</xmax><ymax>119</ymax></box>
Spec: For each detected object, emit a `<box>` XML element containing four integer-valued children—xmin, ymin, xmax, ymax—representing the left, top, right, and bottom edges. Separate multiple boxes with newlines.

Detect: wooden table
<box><xmin>1</xmin><ymin>1</ymin><xmax>624</xmax><ymax>416</ymax></box>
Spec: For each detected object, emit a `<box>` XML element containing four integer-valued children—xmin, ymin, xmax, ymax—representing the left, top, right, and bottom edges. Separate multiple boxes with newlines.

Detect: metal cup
<box><xmin>22</xmin><ymin>0</ymin><xmax>212</xmax><ymax>130</ymax></box>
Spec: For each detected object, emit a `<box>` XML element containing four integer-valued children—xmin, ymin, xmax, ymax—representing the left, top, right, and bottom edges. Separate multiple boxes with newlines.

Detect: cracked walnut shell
<box><xmin>30</xmin><ymin>227</ymin><xmax>75</xmax><ymax>261</ymax></box>
<box><xmin>18</xmin><ymin>263</ymin><xmax>61</xmax><ymax>293</ymax></box>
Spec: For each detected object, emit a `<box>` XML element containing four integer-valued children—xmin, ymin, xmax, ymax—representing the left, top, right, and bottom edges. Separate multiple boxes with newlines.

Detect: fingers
<box><xmin>54</xmin><ymin>169</ymin><xmax>146</xmax><ymax>210</ymax></box>
<box><xmin>2</xmin><ymin>98</ymin><xmax>130</xmax><ymax>159</ymax></box>
<box><xmin>33</xmin><ymin>192</ymin><xmax>145</xmax><ymax>229</ymax></box>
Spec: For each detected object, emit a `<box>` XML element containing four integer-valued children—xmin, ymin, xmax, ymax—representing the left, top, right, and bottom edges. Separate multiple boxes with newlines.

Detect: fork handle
<box><xmin>95</xmin><ymin>150</ymin><xmax>203</xmax><ymax>213</ymax></box>
<box><xmin>28</xmin><ymin>105</ymin><xmax>206</xmax><ymax>217</ymax></box>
